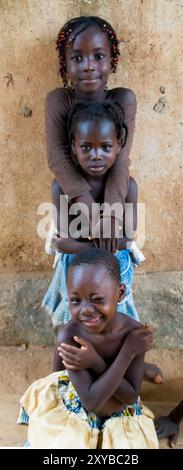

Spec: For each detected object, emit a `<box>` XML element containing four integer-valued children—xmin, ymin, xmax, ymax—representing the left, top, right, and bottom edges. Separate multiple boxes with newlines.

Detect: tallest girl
<box><xmin>45</xmin><ymin>15</ymin><xmax>136</xmax><ymax>243</ymax></box>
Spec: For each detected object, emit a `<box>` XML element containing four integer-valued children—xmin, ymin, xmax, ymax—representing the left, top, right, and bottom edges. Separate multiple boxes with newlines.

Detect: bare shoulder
<box><xmin>126</xmin><ymin>176</ymin><xmax>138</xmax><ymax>203</ymax></box>
<box><xmin>110</xmin><ymin>87</ymin><xmax>137</xmax><ymax>106</ymax></box>
<box><xmin>58</xmin><ymin>320</ymin><xmax>80</xmax><ymax>345</ymax></box>
<box><xmin>117</xmin><ymin>312</ymin><xmax>142</xmax><ymax>333</ymax></box>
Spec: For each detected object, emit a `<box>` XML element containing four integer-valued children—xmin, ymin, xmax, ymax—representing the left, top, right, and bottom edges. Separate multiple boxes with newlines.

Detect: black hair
<box><xmin>56</xmin><ymin>16</ymin><xmax>120</xmax><ymax>87</ymax></box>
<box><xmin>68</xmin><ymin>100</ymin><xmax>127</xmax><ymax>150</ymax></box>
<box><xmin>68</xmin><ymin>248</ymin><xmax>120</xmax><ymax>284</ymax></box>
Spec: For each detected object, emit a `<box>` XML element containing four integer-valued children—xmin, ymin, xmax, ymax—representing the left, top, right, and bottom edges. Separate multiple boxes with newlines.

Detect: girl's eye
<box><xmin>72</xmin><ymin>56</ymin><xmax>82</xmax><ymax>63</ymax></box>
<box><xmin>95</xmin><ymin>53</ymin><xmax>105</xmax><ymax>60</ymax></box>
<box><xmin>92</xmin><ymin>297</ymin><xmax>104</xmax><ymax>302</ymax></box>
<box><xmin>80</xmin><ymin>145</ymin><xmax>91</xmax><ymax>151</ymax></box>
<box><xmin>70</xmin><ymin>298</ymin><xmax>80</xmax><ymax>304</ymax></box>
<box><xmin>102</xmin><ymin>144</ymin><xmax>112</xmax><ymax>151</ymax></box>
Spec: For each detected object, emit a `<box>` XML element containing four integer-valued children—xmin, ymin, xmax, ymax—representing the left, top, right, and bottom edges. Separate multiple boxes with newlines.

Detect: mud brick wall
<box><xmin>0</xmin><ymin>0</ymin><xmax>182</xmax><ymax>345</ymax></box>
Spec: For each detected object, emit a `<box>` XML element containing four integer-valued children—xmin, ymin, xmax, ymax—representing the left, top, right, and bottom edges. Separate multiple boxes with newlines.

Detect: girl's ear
<box><xmin>71</xmin><ymin>140</ymin><xmax>76</xmax><ymax>154</ymax></box>
<box><xmin>71</xmin><ymin>141</ymin><xmax>79</xmax><ymax>166</ymax></box>
<box><xmin>118</xmin><ymin>283</ymin><xmax>126</xmax><ymax>302</ymax></box>
<box><xmin>121</xmin><ymin>126</ymin><xmax>127</xmax><ymax>148</ymax></box>
<box><xmin>117</xmin><ymin>140</ymin><xmax>121</xmax><ymax>153</ymax></box>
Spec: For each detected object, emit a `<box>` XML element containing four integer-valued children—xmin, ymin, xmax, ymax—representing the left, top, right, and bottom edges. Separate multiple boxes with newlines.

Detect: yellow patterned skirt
<box><xmin>18</xmin><ymin>371</ymin><xmax>158</xmax><ymax>449</ymax></box>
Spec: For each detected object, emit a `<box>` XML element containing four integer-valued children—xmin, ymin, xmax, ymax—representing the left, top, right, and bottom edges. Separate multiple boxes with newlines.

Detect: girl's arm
<box><xmin>52</xmin><ymin>179</ymin><xmax>94</xmax><ymax>253</ymax></box>
<box><xmin>155</xmin><ymin>400</ymin><xmax>183</xmax><ymax>447</ymax></box>
<box><xmin>68</xmin><ymin>327</ymin><xmax>150</xmax><ymax>413</ymax></box>
<box><xmin>118</xmin><ymin>175</ymin><xmax>138</xmax><ymax>249</ymax></box>
<box><xmin>113</xmin><ymin>353</ymin><xmax>144</xmax><ymax>403</ymax></box>
<box><xmin>104</xmin><ymin>88</ymin><xmax>137</xmax><ymax>208</ymax></box>
<box><xmin>93</xmin><ymin>176</ymin><xmax>137</xmax><ymax>252</ymax></box>
<box><xmin>60</xmin><ymin>343</ymin><xmax>143</xmax><ymax>404</ymax></box>
<box><xmin>45</xmin><ymin>89</ymin><xmax>92</xmax><ymax>201</ymax></box>
<box><xmin>55</xmin><ymin>237</ymin><xmax>94</xmax><ymax>254</ymax></box>
<box><xmin>59</xmin><ymin>327</ymin><xmax>146</xmax><ymax>405</ymax></box>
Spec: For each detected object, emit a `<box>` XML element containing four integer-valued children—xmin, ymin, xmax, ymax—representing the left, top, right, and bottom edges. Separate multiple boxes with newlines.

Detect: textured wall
<box><xmin>0</xmin><ymin>271</ymin><xmax>182</xmax><ymax>347</ymax></box>
<box><xmin>0</xmin><ymin>0</ymin><xmax>183</xmax><ymax>273</ymax></box>
<box><xmin>0</xmin><ymin>1</ymin><xmax>183</xmax><ymax>345</ymax></box>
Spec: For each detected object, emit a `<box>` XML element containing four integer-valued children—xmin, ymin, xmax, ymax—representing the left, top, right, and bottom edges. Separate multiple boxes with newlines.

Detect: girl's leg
<box><xmin>53</xmin><ymin>325</ymin><xmax>65</xmax><ymax>371</ymax></box>
<box><xmin>144</xmin><ymin>363</ymin><xmax>163</xmax><ymax>384</ymax></box>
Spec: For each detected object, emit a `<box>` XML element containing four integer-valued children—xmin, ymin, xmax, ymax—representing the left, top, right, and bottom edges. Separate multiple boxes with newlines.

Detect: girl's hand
<box><xmin>154</xmin><ymin>416</ymin><xmax>179</xmax><ymax>448</ymax></box>
<box><xmin>58</xmin><ymin>336</ymin><xmax>99</xmax><ymax>370</ymax></box>
<box><xmin>125</xmin><ymin>324</ymin><xmax>153</xmax><ymax>357</ymax></box>
<box><xmin>53</xmin><ymin>236</ymin><xmax>63</xmax><ymax>252</ymax></box>
<box><xmin>90</xmin><ymin>217</ymin><xmax>119</xmax><ymax>254</ymax></box>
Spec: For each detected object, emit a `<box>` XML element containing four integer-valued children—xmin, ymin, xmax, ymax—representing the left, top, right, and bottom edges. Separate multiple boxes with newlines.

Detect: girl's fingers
<box><xmin>93</xmin><ymin>238</ymin><xmax>99</xmax><ymax>248</ymax></box>
<box><xmin>73</xmin><ymin>336</ymin><xmax>88</xmax><ymax>348</ymax></box>
<box><xmin>61</xmin><ymin>356</ymin><xmax>77</xmax><ymax>365</ymax></box>
<box><xmin>59</xmin><ymin>343</ymin><xmax>79</xmax><ymax>353</ymax></box>
<box><xmin>115</xmin><ymin>238</ymin><xmax>119</xmax><ymax>252</ymax></box>
<box><xmin>111</xmin><ymin>238</ymin><xmax>116</xmax><ymax>254</ymax></box>
<box><xmin>62</xmin><ymin>361</ymin><xmax>77</xmax><ymax>370</ymax></box>
<box><xmin>58</xmin><ymin>349</ymin><xmax>78</xmax><ymax>362</ymax></box>
<box><xmin>170</xmin><ymin>432</ymin><xmax>178</xmax><ymax>448</ymax></box>
<box><xmin>155</xmin><ymin>424</ymin><xmax>164</xmax><ymax>436</ymax></box>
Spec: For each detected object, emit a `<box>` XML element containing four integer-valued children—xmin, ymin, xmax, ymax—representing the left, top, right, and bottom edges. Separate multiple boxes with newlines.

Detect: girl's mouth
<box><xmin>80</xmin><ymin>78</ymin><xmax>100</xmax><ymax>85</ymax></box>
<box><xmin>88</xmin><ymin>165</ymin><xmax>105</xmax><ymax>172</ymax></box>
<box><xmin>80</xmin><ymin>315</ymin><xmax>103</xmax><ymax>326</ymax></box>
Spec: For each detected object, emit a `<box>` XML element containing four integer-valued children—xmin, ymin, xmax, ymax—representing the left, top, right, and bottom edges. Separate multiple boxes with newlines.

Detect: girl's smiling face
<box><xmin>72</xmin><ymin>119</ymin><xmax>121</xmax><ymax>177</ymax></box>
<box><xmin>65</xmin><ymin>26</ymin><xmax>112</xmax><ymax>97</ymax></box>
<box><xmin>68</xmin><ymin>264</ymin><xmax>122</xmax><ymax>334</ymax></box>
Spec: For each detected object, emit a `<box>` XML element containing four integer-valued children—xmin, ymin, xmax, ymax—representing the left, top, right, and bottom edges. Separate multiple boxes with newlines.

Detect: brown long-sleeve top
<box><xmin>45</xmin><ymin>87</ymin><xmax>137</xmax><ymax>206</ymax></box>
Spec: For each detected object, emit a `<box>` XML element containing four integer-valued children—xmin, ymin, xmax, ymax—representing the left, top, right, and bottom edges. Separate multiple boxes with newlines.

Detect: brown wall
<box><xmin>1</xmin><ymin>0</ymin><xmax>183</xmax><ymax>274</ymax></box>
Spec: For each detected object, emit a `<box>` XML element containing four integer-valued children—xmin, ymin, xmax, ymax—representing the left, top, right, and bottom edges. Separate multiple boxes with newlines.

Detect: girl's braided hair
<box><xmin>56</xmin><ymin>16</ymin><xmax>120</xmax><ymax>87</ymax></box>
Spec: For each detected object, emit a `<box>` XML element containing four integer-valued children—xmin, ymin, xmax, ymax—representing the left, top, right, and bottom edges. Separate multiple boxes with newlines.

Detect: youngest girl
<box><xmin>18</xmin><ymin>249</ymin><xmax>158</xmax><ymax>449</ymax></box>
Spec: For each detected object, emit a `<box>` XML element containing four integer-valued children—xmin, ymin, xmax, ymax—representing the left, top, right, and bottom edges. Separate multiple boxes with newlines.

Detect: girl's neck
<box><xmin>74</xmin><ymin>86</ymin><xmax>108</xmax><ymax>102</ymax></box>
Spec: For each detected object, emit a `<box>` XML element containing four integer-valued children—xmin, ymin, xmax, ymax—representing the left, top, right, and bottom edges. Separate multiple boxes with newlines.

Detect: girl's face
<box><xmin>72</xmin><ymin>119</ymin><xmax>121</xmax><ymax>177</ymax></box>
<box><xmin>68</xmin><ymin>264</ymin><xmax>122</xmax><ymax>334</ymax></box>
<box><xmin>65</xmin><ymin>26</ymin><xmax>112</xmax><ymax>96</ymax></box>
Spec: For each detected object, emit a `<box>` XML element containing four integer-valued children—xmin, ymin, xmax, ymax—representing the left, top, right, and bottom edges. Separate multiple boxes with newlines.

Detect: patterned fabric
<box><xmin>17</xmin><ymin>406</ymin><xmax>29</xmax><ymax>424</ymax></box>
<box><xmin>17</xmin><ymin>371</ymin><xmax>158</xmax><ymax>449</ymax></box>
<box><xmin>58</xmin><ymin>370</ymin><xmax>142</xmax><ymax>430</ymax></box>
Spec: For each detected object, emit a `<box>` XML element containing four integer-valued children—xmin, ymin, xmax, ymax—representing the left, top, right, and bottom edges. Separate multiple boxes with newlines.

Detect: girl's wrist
<box><xmin>91</xmin><ymin>353</ymin><xmax>106</xmax><ymax>375</ymax></box>
<box><xmin>120</xmin><ymin>340</ymin><xmax>136</xmax><ymax>361</ymax></box>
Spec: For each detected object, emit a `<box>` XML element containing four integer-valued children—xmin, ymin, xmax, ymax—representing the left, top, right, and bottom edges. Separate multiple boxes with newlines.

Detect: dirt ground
<box><xmin>0</xmin><ymin>345</ymin><xmax>183</xmax><ymax>449</ymax></box>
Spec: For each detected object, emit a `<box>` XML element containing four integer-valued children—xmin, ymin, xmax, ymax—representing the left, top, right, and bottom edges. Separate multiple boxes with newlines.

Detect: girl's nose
<box><xmin>80</xmin><ymin>302</ymin><xmax>94</xmax><ymax>316</ymax></box>
<box><xmin>90</xmin><ymin>151</ymin><xmax>103</xmax><ymax>160</ymax></box>
<box><xmin>82</xmin><ymin>57</ymin><xmax>95</xmax><ymax>71</ymax></box>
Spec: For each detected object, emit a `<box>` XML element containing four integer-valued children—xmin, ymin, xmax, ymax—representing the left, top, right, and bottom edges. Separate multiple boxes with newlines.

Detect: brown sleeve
<box><xmin>104</xmin><ymin>94</ymin><xmax>137</xmax><ymax>207</ymax></box>
<box><xmin>45</xmin><ymin>88</ymin><xmax>91</xmax><ymax>200</ymax></box>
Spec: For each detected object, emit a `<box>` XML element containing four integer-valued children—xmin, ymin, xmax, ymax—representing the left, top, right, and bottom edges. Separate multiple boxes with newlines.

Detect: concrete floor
<box><xmin>0</xmin><ymin>346</ymin><xmax>183</xmax><ymax>448</ymax></box>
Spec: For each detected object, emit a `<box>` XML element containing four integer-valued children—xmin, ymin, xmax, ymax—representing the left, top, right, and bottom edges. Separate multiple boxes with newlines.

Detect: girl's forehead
<box><xmin>68</xmin><ymin>264</ymin><xmax>114</xmax><ymax>289</ymax></box>
<box><xmin>75</xmin><ymin>119</ymin><xmax>117</xmax><ymax>139</ymax></box>
<box><xmin>71</xmin><ymin>25</ymin><xmax>110</xmax><ymax>50</ymax></box>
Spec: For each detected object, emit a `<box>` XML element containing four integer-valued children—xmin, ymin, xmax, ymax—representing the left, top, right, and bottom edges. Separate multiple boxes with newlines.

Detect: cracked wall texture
<box><xmin>0</xmin><ymin>1</ymin><xmax>183</xmax><ymax>345</ymax></box>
